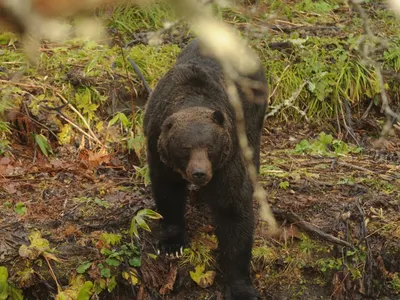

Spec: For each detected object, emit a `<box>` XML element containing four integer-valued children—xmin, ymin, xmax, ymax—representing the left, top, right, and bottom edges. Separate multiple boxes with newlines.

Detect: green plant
<box><xmin>134</xmin><ymin>164</ymin><xmax>150</xmax><ymax>186</ymax></box>
<box><xmin>299</xmin><ymin>234</ymin><xmax>317</xmax><ymax>255</ymax></box>
<box><xmin>33</xmin><ymin>134</ymin><xmax>54</xmax><ymax>157</ymax></box>
<box><xmin>279</xmin><ymin>181</ymin><xmax>290</xmax><ymax>190</ymax></box>
<box><xmin>100</xmin><ymin>233</ymin><xmax>122</xmax><ymax>246</ymax></box>
<box><xmin>180</xmin><ymin>238</ymin><xmax>216</xmax><ymax>268</ymax></box>
<box><xmin>0</xmin><ymin>266</ymin><xmax>24</xmax><ymax>300</ymax></box>
<box><xmin>294</xmin><ymin>132</ymin><xmax>362</xmax><ymax>156</ymax></box>
<box><xmin>129</xmin><ymin>208</ymin><xmax>162</xmax><ymax>240</ymax></box>
<box><xmin>14</xmin><ymin>202</ymin><xmax>27</xmax><ymax>215</ymax></box>
<box><xmin>295</xmin><ymin>0</ymin><xmax>340</xmax><ymax>14</ymax></box>
<box><xmin>317</xmin><ymin>257</ymin><xmax>343</xmax><ymax>272</ymax></box>
<box><xmin>391</xmin><ymin>273</ymin><xmax>400</xmax><ymax>294</ymax></box>
<box><xmin>55</xmin><ymin>275</ymin><xmax>94</xmax><ymax>300</ymax></box>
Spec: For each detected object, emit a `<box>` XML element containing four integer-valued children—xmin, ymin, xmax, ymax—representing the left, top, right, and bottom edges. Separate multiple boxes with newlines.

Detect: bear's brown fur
<box><xmin>143</xmin><ymin>38</ymin><xmax>268</xmax><ymax>300</ymax></box>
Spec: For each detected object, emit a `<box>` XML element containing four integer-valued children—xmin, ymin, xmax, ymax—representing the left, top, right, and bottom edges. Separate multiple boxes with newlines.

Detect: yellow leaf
<box><xmin>122</xmin><ymin>269</ymin><xmax>139</xmax><ymax>286</ymax></box>
<box><xmin>189</xmin><ymin>264</ymin><xmax>216</xmax><ymax>289</ymax></box>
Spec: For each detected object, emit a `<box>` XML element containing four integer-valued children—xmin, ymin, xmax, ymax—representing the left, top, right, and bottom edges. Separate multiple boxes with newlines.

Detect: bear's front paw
<box><xmin>156</xmin><ymin>225</ymin><xmax>188</xmax><ymax>257</ymax></box>
<box><xmin>224</xmin><ymin>280</ymin><xmax>260</xmax><ymax>300</ymax></box>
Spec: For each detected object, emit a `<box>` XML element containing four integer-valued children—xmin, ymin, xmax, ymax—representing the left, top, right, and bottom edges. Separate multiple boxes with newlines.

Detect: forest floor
<box><xmin>1</xmin><ymin>120</ymin><xmax>400</xmax><ymax>300</ymax></box>
<box><xmin>1</xmin><ymin>0</ymin><xmax>400</xmax><ymax>299</ymax></box>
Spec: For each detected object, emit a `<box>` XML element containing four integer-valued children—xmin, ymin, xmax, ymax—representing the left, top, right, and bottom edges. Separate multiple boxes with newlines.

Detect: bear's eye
<box><xmin>182</xmin><ymin>146</ymin><xmax>191</xmax><ymax>153</ymax></box>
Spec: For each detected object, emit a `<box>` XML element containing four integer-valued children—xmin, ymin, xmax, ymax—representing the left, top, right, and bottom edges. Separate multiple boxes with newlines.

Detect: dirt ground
<box><xmin>1</xmin><ymin>118</ymin><xmax>399</xmax><ymax>299</ymax></box>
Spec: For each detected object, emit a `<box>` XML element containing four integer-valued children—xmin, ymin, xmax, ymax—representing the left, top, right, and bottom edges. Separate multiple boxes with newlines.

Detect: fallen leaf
<box><xmin>159</xmin><ymin>264</ymin><xmax>177</xmax><ymax>295</ymax></box>
<box><xmin>189</xmin><ymin>264</ymin><xmax>216</xmax><ymax>289</ymax></box>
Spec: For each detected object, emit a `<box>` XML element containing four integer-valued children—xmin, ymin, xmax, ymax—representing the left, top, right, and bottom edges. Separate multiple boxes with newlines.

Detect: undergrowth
<box><xmin>1</xmin><ymin>0</ymin><xmax>400</xmax><ymax>156</ymax></box>
<box><xmin>102</xmin><ymin>2</ymin><xmax>176</xmax><ymax>34</ymax></box>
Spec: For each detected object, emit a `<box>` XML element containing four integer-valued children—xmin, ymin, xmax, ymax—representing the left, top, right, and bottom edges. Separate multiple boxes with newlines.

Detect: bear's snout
<box><xmin>192</xmin><ymin>168</ymin><xmax>208</xmax><ymax>182</ymax></box>
<box><xmin>186</xmin><ymin>148</ymin><xmax>212</xmax><ymax>186</ymax></box>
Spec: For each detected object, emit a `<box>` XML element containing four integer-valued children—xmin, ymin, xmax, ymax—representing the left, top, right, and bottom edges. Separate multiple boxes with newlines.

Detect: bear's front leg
<box><xmin>208</xmin><ymin>182</ymin><xmax>260</xmax><ymax>300</ymax></box>
<box><xmin>148</xmin><ymin>147</ymin><xmax>188</xmax><ymax>256</ymax></box>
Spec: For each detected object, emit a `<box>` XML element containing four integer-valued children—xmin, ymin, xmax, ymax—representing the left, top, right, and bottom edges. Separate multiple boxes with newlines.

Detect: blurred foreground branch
<box><xmin>0</xmin><ymin>0</ymin><xmax>278</xmax><ymax>233</ymax></box>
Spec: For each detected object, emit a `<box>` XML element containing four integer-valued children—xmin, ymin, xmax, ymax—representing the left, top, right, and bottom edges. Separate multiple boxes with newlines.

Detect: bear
<box><xmin>143</xmin><ymin>38</ymin><xmax>268</xmax><ymax>300</ymax></box>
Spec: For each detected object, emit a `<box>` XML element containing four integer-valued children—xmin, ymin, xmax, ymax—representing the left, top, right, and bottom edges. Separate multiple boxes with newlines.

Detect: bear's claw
<box><xmin>156</xmin><ymin>226</ymin><xmax>187</xmax><ymax>258</ymax></box>
<box><xmin>157</xmin><ymin>245</ymin><xmax>185</xmax><ymax>258</ymax></box>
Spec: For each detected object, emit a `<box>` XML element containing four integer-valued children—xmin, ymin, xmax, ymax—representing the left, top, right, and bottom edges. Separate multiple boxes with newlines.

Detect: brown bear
<box><xmin>143</xmin><ymin>38</ymin><xmax>268</xmax><ymax>300</ymax></box>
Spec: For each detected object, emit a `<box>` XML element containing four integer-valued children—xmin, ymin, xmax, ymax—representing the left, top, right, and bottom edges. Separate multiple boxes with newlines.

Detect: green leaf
<box><xmin>29</xmin><ymin>231</ymin><xmax>50</xmax><ymax>252</ymax></box>
<box><xmin>14</xmin><ymin>202</ymin><xmax>26</xmax><ymax>215</ymax></box>
<box><xmin>7</xmin><ymin>285</ymin><xmax>23</xmax><ymax>300</ymax></box>
<box><xmin>85</xmin><ymin>56</ymin><xmax>99</xmax><ymax>75</ymax></box>
<box><xmin>0</xmin><ymin>267</ymin><xmax>23</xmax><ymax>300</ymax></box>
<box><xmin>294</xmin><ymin>139</ymin><xmax>311</xmax><ymax>154</ymax></box>
<box><xmin>307</xmin><ymin>81</ymin><xmax>316</xmax><ymax>92</ymax></box>
<box><xmin>76</xmin><ymin>261</ymin><xmax>92</xmax><ymax>274</ymax></box>
<box><xmin>93</xmin><ymin>278</ymin><xmax>106</xmax><ymax>294</ymax></box>
<box><xmin>105</xmin><ymin>258</ymin><xmax>120</xmax><ymax>267</ymax></box>
<box><xmin>94</xmin><ymin>198</ymin><xmax>109</xmax><ymax>208</ymax></box>
<box><xmin>34</xmin><ymin>134</ymin><xmax>53</xmax><ymax>157</ymax></box>
<box><xmin>318</xmin><ymin>132</ymin><xmax>333</xmax><ymax>145</ymax></box>
<box><xmin>128</xmin><ymin>257</ymin><xmax>141</xmax><ymax>267</ymax></box>
<box><xmin>129</xmin><ymin>218</ymin><xmax>139</xmax><ymax>239</ymax></box>
<box><xmin>136</xmin><ymin>209</ymin><xmax>163</xmax><ymax>220</ymax></box>
<box><xmin>279</xmin><ymin>181</ymin><xmax>290</xmax><ymax>190</ymax></box>
<box><xmin>135</xmin><ymin>216</ymin><xmax>151</xmax><ymax>232</ymax></box>
<box><xmin>101</xmin><ymin>268</ymin><xmax>111</xmax><ymax>278</ymax></box>
<box><xmin>118</xmin><ymin>113</ymin><xmax>131</xmax><ymax>128</ymax></box>
<box><xmin>107</xmin><ymin>276</ymin><xmax>117</xmax><ymax>293</ymax></box>
<box><xmin>99</xmin><ymin>233</ymin><xmax>122</xmax><ymax>246</ymax></box>
<box><xmin>76</xmin><ymin>281</ymin><xmax>93</xmax><ymax>300</ymax></box>
<box><xmin>0</xmin><ymin>266</ymin><xmax>9</xmax><ymax>300</ymax></box>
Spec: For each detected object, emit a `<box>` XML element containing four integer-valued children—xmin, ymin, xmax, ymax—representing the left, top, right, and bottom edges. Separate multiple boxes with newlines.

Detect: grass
<box><xmin>101</xmin><ymin>2</ymin><xmax>177</xmax><ymax>34</ymax></box>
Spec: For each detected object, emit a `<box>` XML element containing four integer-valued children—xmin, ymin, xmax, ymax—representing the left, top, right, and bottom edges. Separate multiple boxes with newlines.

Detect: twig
<box><xmin>335</xmin><ymin>161</ymin><xmax>376</xmax><ymax>174</ymax></box>
<box><xmin>43</xmin><ymin>255</ymin><xmax>62</xmax><ymax>294</ymax></box>
<box><xmin>0</xmin><ymin>79</ymin><xmax>46</xmax><ymax>92</ymax></box>
<box><xmin>55</xmin><ymin>91</ymin><xmax>103</xmax><ymax>146</ymax></box>
<box><xmin>57</xmin><ymin>113</ymin><xmax>97</xmax><ymax>142</ymax></box>
<box><xmin>21</xmin><ymin>95</ymin><xmax>59</xmax><ymax>141</ymax></box>
<box><xmin>268</xmin><ymin>64</ymin><xmax>291</xmax><ymax>101</ymax></box>
<box><xmin>343</xmin><ymin>98</ymin><xmax>359</xmax><ymax>146</ymax></box>
<box><xmin>265</xmin><ymin>81</ymin><xmax>309</xmax><ymax>121</ymax></box>
<box><xmin>356</xmin><ymin>199</ymin><xmax>373</xmax><ymax>296</ymax></box>
<box><xmin>273</xmin><ymin>208</ymin><xmax>355</xmax><ymax>248</ymax></box>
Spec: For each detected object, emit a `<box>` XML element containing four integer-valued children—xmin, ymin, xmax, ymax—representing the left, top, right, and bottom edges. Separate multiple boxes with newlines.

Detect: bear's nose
<box><xmin>192</xmin><ymin>169</ymin><xmax>206</xmax><ymax>181</ymax></box>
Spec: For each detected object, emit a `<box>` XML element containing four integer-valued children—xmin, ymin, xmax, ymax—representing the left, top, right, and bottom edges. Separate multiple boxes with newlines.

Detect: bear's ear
<box><xmin>211</xmin><ymin>110</ymin><xmax>225</xmax><ymax>126</ymax></box>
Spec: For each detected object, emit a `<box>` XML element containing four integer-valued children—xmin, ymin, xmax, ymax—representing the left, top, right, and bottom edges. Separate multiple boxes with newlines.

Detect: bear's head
<box><xmin>157</xmin><ymin>107</ymin><xmax>232</xmax><ymax>187</ymax></box>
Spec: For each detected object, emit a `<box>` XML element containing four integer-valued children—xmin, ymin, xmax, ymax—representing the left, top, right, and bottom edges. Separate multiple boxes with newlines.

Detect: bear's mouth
<box><xmin>188</xmin><ymin>174</ymin><xmax>211</xmax><ymax>187</ymax></box>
